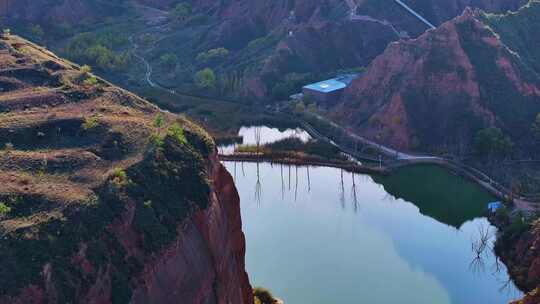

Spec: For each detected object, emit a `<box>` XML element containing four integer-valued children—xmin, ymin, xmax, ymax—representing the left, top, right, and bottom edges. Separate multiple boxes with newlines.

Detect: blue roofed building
<box><xmin>488</xmin><ymin>201</ymin><xmax>503</xmax><ymax>213</ymax></box>
<box><xmin>302</xmin><ymin>74</ymin><xmax>358</xmax><ymax>105</ymax></box>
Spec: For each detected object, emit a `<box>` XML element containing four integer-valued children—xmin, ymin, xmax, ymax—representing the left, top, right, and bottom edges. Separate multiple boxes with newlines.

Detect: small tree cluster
<box><xmin>172</xmin><ymin>3</ymin><xmax>193</xmax><ymax>21</ymax></box>
<box><xmin>474</xmin><ymin>127</ymin><xmax>514</xmax><ymax>158</ymax></box>
<box><xmin>160</xmin><ymin>53</ymin><xmax>178</xmax><ymax>68</ymax></box>
<box><xmin>168</xmin><ymin>123</ymin><xmax>187</xmax><ymax>144</ymax></box>
<box><xmin>111</xmin><ymin>168</ymin><xmax>130</xmax><ymax>189</ymax></box>
<box><xmin>0</xmin><ymin>202</ymin><xmax>11</xmax><ymax>216</ymax></box>
<box><xmin>194</xmin><ymin>68</ymin><xmax>216</xmax><ymax>89</ymax></box>
<box><xmin>82</xmin><ymin>116</ymin><xmax>100</xmax><ymax>130</ymax></box>
<box><xmin>196</xmin><ymin>47</ymin><xmax>229</xmax><ymax>64</ymax></box>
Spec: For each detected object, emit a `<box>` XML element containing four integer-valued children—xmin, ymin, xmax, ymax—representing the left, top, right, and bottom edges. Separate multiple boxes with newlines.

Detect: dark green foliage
<box><xmin>128</xmin><ymin>134</ymin><xmax>210</xmax><ymax>253</ymax></box>
<box><xmin>0</xmin><ymin>125</ymin><xmax>213</xmax><ymax>299</ymax></box>
<box><xmin>160</xmin><ymin>53</ymin><xmax>178</xmax><ymax>68</ymax></box>
<box><xmin>474</xmin><ymin>127</ymin><xmax>514</xmax><ymax>157</ymax></box>
<box><xmin>253</xmin><ymin>287</ymin><xmax>278</xmax><ymax>304</ymax></box>
<box><xmin>28</xmin><ymin>24</ymin><xmax>44</xmax><ymax>41</ymax></box>
<box><xmin>194</xmin><ymin>68</ymin><xmax>216</xmax><ymax>88</ymax></box>
<box><xmin>196</xmin><ymin>47</ymin><xmax>229</xmax><ymax>65</ymax></box>
<box><xmin>171</xmin><ymin>3</ymin><xmax>193</xmax><ymax>21</ymax></box>
<box><xmin>265</xmin><ymin>137</ymin><xmax>343</xmax><ymax>160</ymax></box>
<box><xmin>66</xmin><ymin>32</ymin><xmax>131</xmax><ymax>71</ymax></box>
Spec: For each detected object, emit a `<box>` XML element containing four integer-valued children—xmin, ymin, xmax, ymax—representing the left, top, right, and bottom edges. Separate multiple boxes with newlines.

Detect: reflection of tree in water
<box><xmin>255</xmin><ymin>162</ymin><xmax>262</xmax><ymax>205</ymax></box>
<box><xmin>351</xmin><ymin>173</ymin><xmax>358</xmax><ymax>212</ymax></box>
<box><xmin>288</xmin><ymin>165</ymin><xmax>291</xmax><ymax>190</ymax></box>
<box><xmin>492</xmin><ymin>253</ymin><xmax>520</xmax><ymax>295</ymax></box>
<box><xmin>295</xmin><ymin>166</ymin><xmax>299</xmax><ymax>202</ymax></box>
<box><xmin>306</xmin><ymin>166</ymin><xmax>311</xmax><ymax>192</ymax></box>
<box><xmin>469</xmin><ymin>224</ymin><xmax>493</xmax><ymax>276</ymax></box>
<box><xmin>340</xmin><ymin>169</ymin><xmax>345</xmax><ymax>209</ymax></box>
<box><xmin>281</xmin><ymin>164</ymin><xmax>285</xmax><ymax>199</ymax></box>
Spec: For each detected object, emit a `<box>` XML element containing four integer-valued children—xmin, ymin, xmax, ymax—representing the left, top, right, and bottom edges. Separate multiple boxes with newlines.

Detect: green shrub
<box><xmin>29</xmin><ymin>24</ymin><xmax>44</xmax><ymax>40</ymax></box>
<box><xmin>83</xmin><ymin>75</ymin><xmax>98</xmax><ymax>86</ymax></box>
<box><xmin>172</xmin><ymin>2</ymin><xmax>193</xmax><ymax>21</ymax></box>
<box><xmin>81</xmin><ymin>64</ymin><xmax>92</xmax><ymax>74</ymax></box>
<box><xmin>253</xmin><ymin>287</ymin><xmax>278</xmax><ymax>304</ymax></box>
<box><xmin>196</xmin><ymin>47</ymin><xmax>229</xmax><ymax>64</ymax></box>
<box><xmin>0</xmin><ymin>202</ymin><xmax>11</xmax><ymax>215</ymax></box>
<box><xmin>82</xmin><ymin>116</ymin><xmax>99</xmax><ymax>130</ymax></box>
<box><xmin>111</xmin><ymin>168</ymin><xmax>129</xmax><ymax>188</ymax></box>
<box><xmin>168</xmin><ymin>123</ymin><xmax>187</xmax><ymax>144</ymax></box>
<box><xmin>194</xmin><ymin>68</ymin><xmax>216</xmax><ymax>88</ymax></box>
<box><xmin>149</xmin><ymin>133</ymin><xmax>165</xmax><ymax>150</ymax></box>
<box><xmin>160</xmin><ymin>53</ymin><xmax>178</xmax><ymax>68</ymax></box>
<box><xmin>153</xmin><ymin>114</ymin><xmax>165</xmax><ymax>129</ymax></box>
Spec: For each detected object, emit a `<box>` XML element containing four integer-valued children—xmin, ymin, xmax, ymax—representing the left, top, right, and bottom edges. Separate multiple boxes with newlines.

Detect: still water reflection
<box><xmin>224</xmin><ymin>162</ymin><xmax>522</xmax><ymax>304</ymax></box>
<box><xmin>219</xmin><ymin>126</ymin><xmax>311</xmax><ymax>155</ymax></box>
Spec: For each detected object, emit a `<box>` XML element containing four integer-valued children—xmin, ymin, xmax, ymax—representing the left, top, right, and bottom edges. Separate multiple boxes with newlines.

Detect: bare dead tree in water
<box><xmin>254</xmin><ymin>126</ymin><xmax>262</xmax><ymax>155</ymax></box>
<box><xmin>351</xmin><ymin>173</ymin><xmax>358</xmax><ymax>212</ymax></box>
<box><xmin>242</xmin><ymin>161</ymin><xmax>245</xmax><ymax>177</ymax></box>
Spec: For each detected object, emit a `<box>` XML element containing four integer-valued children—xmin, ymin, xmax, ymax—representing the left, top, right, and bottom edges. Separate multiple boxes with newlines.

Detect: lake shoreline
<box><xmin>219</xmin><ymin>153</ymin><xmax>389</xmax><ymax>175</ymax></box>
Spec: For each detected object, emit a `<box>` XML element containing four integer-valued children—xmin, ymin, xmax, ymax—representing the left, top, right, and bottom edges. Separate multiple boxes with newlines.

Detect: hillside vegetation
<box><xmin>0</xmin><ymin>33</ymin><xmax>218</xmax><ymax>302</ymax></box>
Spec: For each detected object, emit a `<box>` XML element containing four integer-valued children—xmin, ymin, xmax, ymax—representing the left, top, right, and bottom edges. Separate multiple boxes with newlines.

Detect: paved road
<box><xmin>394</xmin><ymin>0</ymin><xmax>436</xmax><ymax>29</ymax></box>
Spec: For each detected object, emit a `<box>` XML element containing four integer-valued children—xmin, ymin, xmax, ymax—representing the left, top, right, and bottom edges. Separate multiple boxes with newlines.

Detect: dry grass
<box><xmin>0</xmin><ymin>35</ymin><xmax>180</xmax><ymax>234</ymax></box>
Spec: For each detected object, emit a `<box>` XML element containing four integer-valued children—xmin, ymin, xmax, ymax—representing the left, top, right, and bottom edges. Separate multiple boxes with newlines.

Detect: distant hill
<box><xmin>0</xmin><ymin>0</ymin><xmax>526</xmax><ymax>101</ymax></box>
<box><xmin>333</xmin><ymin>1</ymin><xmax>540</xmax><ymax>155</ymax></box>
<box><xmin>328</xmin><ymin>1</ymin><xmax>540</xmax><ymax>196</ymax></box>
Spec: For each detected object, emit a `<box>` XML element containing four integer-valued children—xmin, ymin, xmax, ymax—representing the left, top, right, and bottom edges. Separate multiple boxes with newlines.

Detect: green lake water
<box><xmin>224</xmin><ymin>162</ymin><xmax>522</xmax><ymax>304</ymax></box>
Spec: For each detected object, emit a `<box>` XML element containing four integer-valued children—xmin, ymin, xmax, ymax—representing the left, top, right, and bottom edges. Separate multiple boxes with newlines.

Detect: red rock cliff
<box><xmin>129</xmin><ymin>155</ymin><xmax>252</xmax><ymax>304</ymax></box>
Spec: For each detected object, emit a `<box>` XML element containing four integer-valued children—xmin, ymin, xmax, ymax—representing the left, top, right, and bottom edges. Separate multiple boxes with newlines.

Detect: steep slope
<box><xmin>333</xmin><ymin>1</ymin><xmax>540</xmax><ymax>155</ymax></box>
<box><xmin>0</xmin><ymin>34</ymin><xmax>252</xmax><ymax>304</ymax></box>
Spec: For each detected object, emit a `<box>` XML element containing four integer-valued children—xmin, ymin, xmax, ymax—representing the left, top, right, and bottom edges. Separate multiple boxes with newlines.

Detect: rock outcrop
<box><xmin>0</xmin><ymin>34</ymin><xmax>252</xmax><ymax>304</ymax></box>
